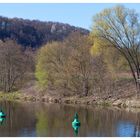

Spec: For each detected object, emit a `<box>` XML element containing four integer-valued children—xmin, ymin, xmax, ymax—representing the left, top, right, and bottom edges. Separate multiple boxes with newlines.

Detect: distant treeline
<box><xmin>0</xmin><ymin>16</ymin><xmax>89</xmax><ymax>49</ymax></box>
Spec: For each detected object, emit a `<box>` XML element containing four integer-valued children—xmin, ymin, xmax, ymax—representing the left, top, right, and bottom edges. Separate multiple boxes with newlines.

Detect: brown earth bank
<box><xmin>0</xmin><ymin>79</ymin><xmax>139</xmax><ymax>109</ymax></box>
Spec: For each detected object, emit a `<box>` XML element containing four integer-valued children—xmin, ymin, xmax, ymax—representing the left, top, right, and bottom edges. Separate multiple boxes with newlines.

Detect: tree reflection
<box><xmin>36</xmin><ymin>109</ymin><xmax>48</xmax><ymax>137</ymax></box>
<box><xmin>0</xmin><ymin>101</ymin><xmax>139</xmax><ymax>137</ymax></box>
<box><xmin>133</xmin><ymin>113</ymin><xmax>140</xmax><ymax>137</ymax></box>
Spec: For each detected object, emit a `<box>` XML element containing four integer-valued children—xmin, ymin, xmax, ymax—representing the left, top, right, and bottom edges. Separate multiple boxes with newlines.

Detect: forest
<box><xmin>0</xmin><ymin>5</ymin><xmax>139</xmax><ymax>107</ymax></box>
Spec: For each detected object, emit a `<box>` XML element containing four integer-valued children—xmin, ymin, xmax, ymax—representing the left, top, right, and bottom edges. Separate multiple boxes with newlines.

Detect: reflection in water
<box><xmin>0</xmin><ymin>101</ymin><xmax>139</xmax><ymax>137</ymax></box>
<box><xmin>134</xmin><ymin>118</ymin><xmax>140</xmax><ymax>137</ymax></box>
<box><xmin>36</xmin><ymin>110</ymin><xmax>48</xmax><ymax>136</ymax></box>
<box><xmin>72</xmin><ymin>124</ymin><xmax>80</xmax><ymax>136</ymax></box>
<box><xmin>0</xmin><ymin>117</ymin><xmax>6</xmax><ymax>125</ymax></box>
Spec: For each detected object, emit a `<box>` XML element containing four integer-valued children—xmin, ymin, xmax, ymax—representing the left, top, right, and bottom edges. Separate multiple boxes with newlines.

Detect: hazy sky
<box><xmin>0</xmin><ymin>3</ymin><xmax>140</xmax><ymax>30</ymax></box>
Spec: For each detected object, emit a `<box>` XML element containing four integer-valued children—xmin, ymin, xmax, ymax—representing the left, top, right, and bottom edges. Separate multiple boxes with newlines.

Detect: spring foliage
<box><xmin>35</xmin><ymin>32</ymin><xmax>112</xmax><ymax>96</ymax></box>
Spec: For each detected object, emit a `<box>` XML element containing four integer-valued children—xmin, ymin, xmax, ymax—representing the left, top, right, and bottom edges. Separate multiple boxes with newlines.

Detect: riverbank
<box><xmin>0</xmin><ymin>89</ymin><xmax>139</xmax><ymax>109</ymax></box>
<box><xmin>0</xmin><ymin>77</ymin><xmax>139</xmax><ymax>109</ymax></box>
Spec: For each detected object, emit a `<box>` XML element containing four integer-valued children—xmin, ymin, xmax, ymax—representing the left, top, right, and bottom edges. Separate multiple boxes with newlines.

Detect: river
<box><xmin>0</xmin><ymin>101</ymin><xmax>139</xmax><ymax>137</ymax></box>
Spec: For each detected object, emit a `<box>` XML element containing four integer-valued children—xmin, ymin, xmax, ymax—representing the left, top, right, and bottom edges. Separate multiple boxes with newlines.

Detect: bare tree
<box><xmin>92</xmin><ymin>5</ymin><xmax>140</xmax><ymax>92</ymax></box>
<box><xmin>65</xmin><ymin>34</ymin><xmax>95</xmax><ymax>96</ymax></box>
<box><xmin>0</xmin><ymin>40</ymin><xmax>31</xmax><ymax>92</ymax></box>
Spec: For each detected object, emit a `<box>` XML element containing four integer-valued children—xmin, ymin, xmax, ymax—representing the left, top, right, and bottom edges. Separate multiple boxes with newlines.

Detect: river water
<box><xmin>0</xmin><ymin>101</ymin><xmax>139</xmax><ymax>137</ymax></box>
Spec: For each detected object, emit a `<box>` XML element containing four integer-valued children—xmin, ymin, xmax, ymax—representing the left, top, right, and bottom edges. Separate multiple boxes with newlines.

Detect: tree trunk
<box><xmin>83</xmin><ymin>79</ymin><xmax>89</xmax><ymax>96</ymax></box>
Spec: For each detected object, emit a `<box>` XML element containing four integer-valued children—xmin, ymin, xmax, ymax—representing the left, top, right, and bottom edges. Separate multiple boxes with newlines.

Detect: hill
<box><xmin>0</xmin><ymin>16</ymin><xmax>89</xmax><ymax>49</ymax></box>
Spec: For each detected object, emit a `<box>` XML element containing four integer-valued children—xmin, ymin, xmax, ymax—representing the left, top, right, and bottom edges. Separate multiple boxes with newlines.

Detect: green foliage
<box><xmin>35</xmin><ymin>63</ymin><xmax>48</xmax><ymax>88</ymax></box>
<box><xmin>35</xmin><ymin>47</ymin><xmax>48</xmax><ymax>88</ymax></box>
<box><xmin>35</xmin><ymin>32</ymin><xmax>113</xmax><ymax>97</ymax></box>
<box><xmin>90</xmin><ymin>37</ymin><xmax>130</xmax><ymax>80</ymax></box>
<box><xmin>91</xmin><ymin>5</ymin><xmax>140</xmax><ymax>88</ymax></box>
<box><xmin>101</xmin><ymin>101</ymin><xmax>111</xmax><ymax>107</ymax></box>
<box><xmin>0</xmin><ymin>92</ymin><xmax>21</xmax><ymax>101</ymax></box>
<box><xmin>90</xmin><ymin>37</ymin><xmax>110</xmax><ymax>56</ymax></box>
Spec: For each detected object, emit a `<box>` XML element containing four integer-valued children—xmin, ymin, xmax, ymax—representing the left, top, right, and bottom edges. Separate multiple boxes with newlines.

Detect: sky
<box><xmin>0</xmin><ymin>3</ymin><xmax>140</xmax><ymax>30</ymax></box>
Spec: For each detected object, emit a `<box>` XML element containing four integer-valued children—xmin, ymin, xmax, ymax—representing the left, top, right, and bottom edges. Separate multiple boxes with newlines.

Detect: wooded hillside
<box><xmin>0</xmin><ymin>16</ymin><xmax>89</xmax><ymax>49</ymax></box>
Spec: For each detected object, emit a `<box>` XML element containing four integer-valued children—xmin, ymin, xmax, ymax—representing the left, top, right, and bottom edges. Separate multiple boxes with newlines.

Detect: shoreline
<box><xmin>0</xmin><ymin>91</ymin><xmax>139</xmax><ymax>110</ymax></box>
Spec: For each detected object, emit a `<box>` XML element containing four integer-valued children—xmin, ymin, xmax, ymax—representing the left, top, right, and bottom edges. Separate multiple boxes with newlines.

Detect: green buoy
<box><xmin>0</xmin><ymin>110</ymin><xmax>6</xmax><ymax>118</ymax></box>
<box><xmin>0</xmin><ymin>110</ymin><xmax>6</xmax><ymax>125</ymax></box>
<box><xmin>72</xmin><ymin>113</ymin><xmax>81</xmax><ymax>136</ymax></box>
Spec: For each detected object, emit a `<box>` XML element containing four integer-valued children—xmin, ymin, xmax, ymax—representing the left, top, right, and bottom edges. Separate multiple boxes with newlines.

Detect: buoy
<box><xmin>72</xmin><ymin>113</ymin><xmax>81</xmax><ymax>136</ymax></box>
<box><xmin>0</xmin><ymin>110</ymin><xmax>6</xmax><ymax>125</ymax></box>
<box><xmin>72</xmin><ymin>112</ymin><xmax>80</xmax><ymax>126</ymax></box>
<box><xmin>0</xmin><ymin>110</ymin><xmax>6</xmax><ymax>118</ymax></box>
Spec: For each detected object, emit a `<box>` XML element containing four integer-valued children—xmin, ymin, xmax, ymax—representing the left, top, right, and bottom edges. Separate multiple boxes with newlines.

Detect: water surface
<box><xmin>0</xmin><ymin>101</ymin><xmax>139</xmax><ymax>137</ymax></box>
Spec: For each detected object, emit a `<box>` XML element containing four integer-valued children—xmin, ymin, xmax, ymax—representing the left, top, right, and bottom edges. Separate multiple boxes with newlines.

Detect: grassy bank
<box><xmin>0</xmin><ymin>91</ymin><xmax>41</xmax><ymax>102</ymax></box>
